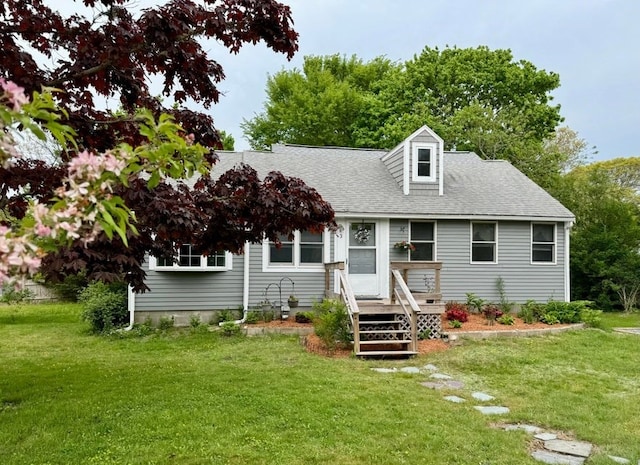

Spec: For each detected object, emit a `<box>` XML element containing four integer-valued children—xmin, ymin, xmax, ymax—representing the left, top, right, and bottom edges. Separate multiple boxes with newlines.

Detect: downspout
<box><xmin>124</xmin><ymin>284</ymin><xmax>135</xmax><ymax>331</ymax></box>
<box><xmin>222</xmin><ymin>241</ymin><xmax>250</xmax><ymax>325</ymax></box>
<box><xmin>564</xmin><ymin>221</ymin><xmax>573</xmax><ymax>302</ymax></box>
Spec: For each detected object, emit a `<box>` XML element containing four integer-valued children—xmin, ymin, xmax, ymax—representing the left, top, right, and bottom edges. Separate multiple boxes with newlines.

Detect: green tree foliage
<box><xmin>244</xmin><ymin>46</ymin><xmax>563</xmax><ymax>187</ymax></box>
<box><xmin>242</xmin><ymin>54</ymin><xmax>399</xmax><ymax>149</ymax></box>
<box><xmin>556</xmin><ymin>162</ymin><xmax>640</xmax><ymax>310</ymax></box>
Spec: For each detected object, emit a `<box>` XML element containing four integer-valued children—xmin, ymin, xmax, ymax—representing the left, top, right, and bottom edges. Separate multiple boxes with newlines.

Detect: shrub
<box><xmin>580</xmin><ymin>307</ymin><xmax>603</xmax><ymax>328</ymax></box>
<box><xmin>312</xmin><ymin>299</ymin><xmax>351</xmax><ymax>351</ymax></box>
<box><xmin>50</xmin><ymin>272</ymin><xmax>88</xmax><ymax>301</ymax></box>
<box><xmin>245</xmin><ymin>310</ymin><xmax>261</xmax><ymax>324</ymax></box>
<box><xmin>518</xmin><ymin>300</ymin><xmax>540</xmax><ymax>324</ymax></box>
<box><xmin>465</xmin><ymin>293</ymin><xmax>485</xmax><ymax>313</ymax></box>
<box><xmin>497</xmin><ymin>314</ymin><xmax>515</xmax><ymax>325</ymax></box>
<box><xmin>482</xmin><ymin>304</ymin><xmax>503</xmax><ymax>324</ymax></box>
<box><xmin>449</xmin><ymin>320</ymin><xmax>463</xmax><ymax>328</ymax></box>
<box><xmin>220</xmin><ymin>321</ymin><xmax>242</xmax><ymax>337</ymax></box>
<box><xmin>1</xmin><ymin>283</ymin><xmax>34</xmax><ymax>304</ymax></box>
<box><xmin>79</xmin><ymin>281</ymin><xmax>128</xmax><ymax>333</ymax></box>
<box><xmin>158</xmin><ymin>316</ymin><xmax>174</xmax><ymax>331</ymax></box>
<box><xmin>445</xmin><ymin>303</ymin><xmax>469</xmax><ymax>323</ymax></box>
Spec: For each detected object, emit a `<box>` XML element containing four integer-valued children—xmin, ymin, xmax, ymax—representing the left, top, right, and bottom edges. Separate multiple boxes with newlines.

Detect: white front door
<box><xmin>347</xmin><ymin>221</ymin><xmax>380</xmax><ymax>297</ymax></box>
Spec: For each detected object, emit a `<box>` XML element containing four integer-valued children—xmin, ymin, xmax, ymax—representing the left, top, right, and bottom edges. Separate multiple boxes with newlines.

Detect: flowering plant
<box><xmin>393</xmin><ymin>240</ymin><xmax>416</xmax><ymax>251</ymax></box>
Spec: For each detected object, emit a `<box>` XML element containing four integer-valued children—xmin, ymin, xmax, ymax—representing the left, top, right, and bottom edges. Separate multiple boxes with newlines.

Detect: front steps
<box><xmin>354</xmin><ymin>303</ymin><xmax>417</xmax><ymax>358</ymax></box>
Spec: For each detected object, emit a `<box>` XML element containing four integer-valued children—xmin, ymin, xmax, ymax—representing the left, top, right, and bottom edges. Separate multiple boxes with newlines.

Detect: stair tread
<box><xmin>359</xmin><ymin>329</ymin><xmax>408</xmax><ymax>334</ymax></box>
<box><xmin>360</xmin><ymin>339</ymin><xmax>412</xmax><ymax>345</ymax></box>
<box><xmin>356</xmin><ymin>350</ymin><xmax>418</xmax><ymax>356</ymax></box>
<box><xmin>358</xmin><ymin>320</ymin><xmax>402</xmax><ymax>325</ymax></box>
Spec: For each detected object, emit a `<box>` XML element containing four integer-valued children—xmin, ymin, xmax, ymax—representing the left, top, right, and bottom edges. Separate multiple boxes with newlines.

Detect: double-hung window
<box><xmin>411</xmin><ymin>143</ymin><xmax>437</xmax><ymax>182</ymax></box>
<box><xmin>409</xmin><ymin>221</ymin><xmax>436</xmax><ymax>261</ymax></box>
<box><xmin>471</xmin><ymin>222</ymin><xmax>497</xmax><ymax>263</ymax></box>
<box><xmin>264</xmin><ymin>230</ymin><xmax>325</xmax><ymax>271</ymax></box>
<box><xmin>531</xmin><ymin>223</ymin><xmax>556</xmax><ymax>264</ymax></box>
<box><xmin>150</xmin><ymin>244</ymin><xmax>232</xmax><ymax>271</ymax></box>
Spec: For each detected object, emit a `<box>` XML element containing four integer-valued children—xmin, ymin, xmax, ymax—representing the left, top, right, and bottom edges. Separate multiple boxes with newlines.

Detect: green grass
<box><xmin>1</xmin><ymin>304</ymin><xmax>639</xmax><ymax>464</ymax></box>
<box><xmin>598</xmin><ymin>310</ymin><xmax>640</xmax><ymax>330</ymax></box>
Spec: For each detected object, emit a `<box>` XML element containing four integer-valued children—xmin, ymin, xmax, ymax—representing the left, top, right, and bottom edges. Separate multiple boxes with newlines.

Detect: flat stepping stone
<box><xmin>443</xmin><ymin>395</ymin><xmax>466</xmax><ymax>403</ymax></box>
<box><xmin>420</xmin><ymin>379</ymin><xmax>465</xmax><ymax>390</ymax></box>
<box><xmin>531</xmin><ymin>450</ymin><xmax>585</xmax><ymax>465</ymax></box>
<box><xmin>400</xmin><ymin>367</ymin><xmax>421</xmax><ymax>374</ymax></box>
<box><xmin>430</xmin><ymin>373</ymin><xmax>453</xmax><ymax>380</ymax></box>
<box><xmin>544</xmin><ymin>439</ymin><xmax>593</xmax><ymax>458</ymax></box>
<box><xmin>535</xmin><ymin>432</ymin><xmax>558</xmax><ymax>441</ymax></box>
<box><xmin>503</xmin><ymin>423</ymin><xmax>544</xmax><ymax>434</ymax></box>
<box><xmin>471</xmin><ymin>391</ymin><xmax>494</xmax><ymax>401</ymax></box>
<box><xmin>423</xmin><ymin>364</ymin><xmax>438</xmax><ymax>371</ymax></box>
<box><xmin>474</xmin><ymin>405</ymin><xmax>510</xmax><ymax>415</ymax></box>
<box><xmin>371</xmin><ymin>368</ymin><xmax>397</xmax><ymax>373</ymax></box>
<box><xmin>608</xmin><ymin>456</ymin><xmax>630</xmax><ymax>464</ymax></box>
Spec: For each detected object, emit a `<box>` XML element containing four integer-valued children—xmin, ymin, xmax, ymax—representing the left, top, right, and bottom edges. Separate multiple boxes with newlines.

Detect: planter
<box><xmin>288</xmin><ymin>299</ymin><xmax>299</xmax><ymax>308</ymax></box>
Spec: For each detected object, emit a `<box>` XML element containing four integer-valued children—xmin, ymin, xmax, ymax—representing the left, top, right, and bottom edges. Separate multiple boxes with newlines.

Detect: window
<box><xmin>532</xmin><ymin>223</ymin><xmax>556</xmax><ymax>264</ymax></box>
<box><xmin>409</xmin><ymin>221</ymin><xmax>435</xmax><ymax>261</ymax></box>
<box><xmin>151</xmin><ymin>244</ymin><xmax>232</xmax><ymax>271</ymax></box>
<box><xmin>471</xmin><ymin>222</ymin><xmax>497</xmax><ymax>263</ymax></box>
<box><xmin>265</xmin><ymin>230</ymin><xmax>325</xmax><ymax>271</ymax></box>
<box><xmin>412</xmin><ymin>143</ymin><xmax>437</xmax><ymax>182</ymax></box>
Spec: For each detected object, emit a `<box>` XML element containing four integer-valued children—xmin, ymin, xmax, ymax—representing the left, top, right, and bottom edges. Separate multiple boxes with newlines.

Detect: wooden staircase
<box><xmin>354</xmin><ymin>303</ymin><xmax>417</xmax><ymax>357</ymax></box>
<box><xmin>324</xmin><ymin>261</ymin><xmax>443</xmax><ymax>359</ymax></box>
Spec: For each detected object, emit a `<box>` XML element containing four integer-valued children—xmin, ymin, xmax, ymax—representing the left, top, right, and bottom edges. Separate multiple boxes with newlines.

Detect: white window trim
<box><xmin>411</xmin><ymin>142</ymin><xmax>437</xmax><ymax>183</ymax></box>
<box><xmin>531</xmin><ymin>222</ymin><xmax>557</xmax><ymax>265</ymax></box>
<box><xmin>148</xmin><ymin>250</ymin><xmax>233</xmax><ymax>271</ymax></box>
<box><xmin>408</xmin><ymin>220</ymin><xmax>437</xmax><ymax>261</ymax></box>
<box><xmin>262</xmin><ymin>230</ymin><xmax>329</xmax><ymax>273</ymax></box>
<box><xmin>470</xmin><ymin>222</ymin><xmax>498</xmax><ymax>264</ymax></box>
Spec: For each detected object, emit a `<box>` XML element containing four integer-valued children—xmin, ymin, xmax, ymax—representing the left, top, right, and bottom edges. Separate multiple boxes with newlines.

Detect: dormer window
<box><xmin>412</xmin><ymin>143</ymin><xmax>437</xmax><ymax>182</ymax></box>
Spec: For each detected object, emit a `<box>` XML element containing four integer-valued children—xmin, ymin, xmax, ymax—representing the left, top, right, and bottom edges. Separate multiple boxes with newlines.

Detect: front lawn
<box><xmin>1</xmin><ymin>304</ymin><xmax>639</xmax><ymax>464</ymax></box>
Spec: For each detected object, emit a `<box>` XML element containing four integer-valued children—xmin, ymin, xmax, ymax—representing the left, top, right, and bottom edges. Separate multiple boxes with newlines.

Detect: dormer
<box><xmin>381</xmin><ymin>125</ymin><xmax>444</xmax><ymax>196</ymax></box>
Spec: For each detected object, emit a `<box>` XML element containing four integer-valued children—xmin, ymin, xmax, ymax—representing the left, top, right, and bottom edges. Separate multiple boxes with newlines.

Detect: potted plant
<box><xmin>287</xmin><ymin>295</ymin><xmax>299</xmax><ymax>308</ymax></box>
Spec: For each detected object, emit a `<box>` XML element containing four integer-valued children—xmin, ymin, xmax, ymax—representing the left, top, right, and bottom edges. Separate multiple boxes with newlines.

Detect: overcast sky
<box><xmin>207</xmin><ymin>0</ymin><xmax>639</xmax><ymax>161</ymax></box>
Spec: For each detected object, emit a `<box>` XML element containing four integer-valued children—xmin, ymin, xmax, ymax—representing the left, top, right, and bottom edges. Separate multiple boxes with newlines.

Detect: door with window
<box><xmin>347</xmin><ymin>222</ymin><xmax>379</xmax><ymax>297</ymax></box>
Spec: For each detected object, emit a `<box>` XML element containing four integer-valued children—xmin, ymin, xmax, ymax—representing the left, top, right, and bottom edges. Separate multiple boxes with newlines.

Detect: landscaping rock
<box><xmin>535</xmin><ymin>433</ymin><xmax>558</xmax><ymax>441</ymax></box>
<box><xmin>423</xmin><ymin>364</ymin><xmax>438</xmax><ymax>371</ymax></box>
<box><xmin>471</xmin><ymin>391</ymin><xmax>494</xmax><ymax>401</ymax></box>
<box><xmin>420</xmin><ymin>379</ymin><xmax>465</xmax><ymax>390</ymax></box>
<box><xmin>503</xmin><ymin>423</ymin><xmax>544</xmax><ymax>434</ymax></box>
<box><xmin>371</xmin><ymin>368</ymin><xmax>397</xmax><ymax>373</ymax></box>
<box><xmin>531</xmin><ymin>450</ymin><xmax>585</xmax><ymax>465</ymax></box>
<box><xmin>400</xmin><ymin>367</ymin><xmax>421</xmax><ymax>374</ymax></box>
<box><xmin>429</xmin><ymin>373</ymin><xmax>453</xmax><ymax>380</ymax></box>
<box><xmin>544</xmin><ymin>440</ymin><xmax>592</xmax><ymax>458</ymax></box>
<box><xmin>474</xmin><ymin>405</ymin><xmax>510</xmax><ymax>415</ymax></box>
<box><xmin>443</xmin><ymin>395</ymin><xmax>466</xmax><ymax>403</ymax></box>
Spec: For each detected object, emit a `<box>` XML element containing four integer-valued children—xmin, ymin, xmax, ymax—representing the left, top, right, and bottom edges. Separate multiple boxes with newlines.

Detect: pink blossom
<box><xmin>35</xmin><ymin>224</ymin><xmax>52</xmax><ymax>237</ymax></box>
<box><xmin>0</xmin><ymin>78</ymin><xmax>29</xmax><ymax>110</ymax></box>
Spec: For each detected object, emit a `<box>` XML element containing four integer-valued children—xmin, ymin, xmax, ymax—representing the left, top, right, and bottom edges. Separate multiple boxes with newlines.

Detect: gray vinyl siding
<box><xmin>382</xmin><ymin>146</ymin><xmax>404</xmax><ymax>189</ymax></box>
<box><xmin>402</xmin><ymin>220</ymin><xmax>566</xmax><ymax>303</ymax></box>
<box><xmin>389</xmin><ymin>219</ymin><xmax>411</xmax><ymax>261</ymax></box>
<box><xmin>135</xmin><ymin>255</ymin><xmax>244</xmax><ymax>311</ymax></box>
<box><xmin>247</xmin><ymin>243</ymin><xmax>326</xmax><ymax>308</ymax></box>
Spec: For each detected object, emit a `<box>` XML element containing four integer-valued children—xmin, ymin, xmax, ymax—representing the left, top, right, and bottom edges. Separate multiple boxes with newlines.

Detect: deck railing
<box><xmin>390</xmin><ymin>269</ymin><xmax>419</xmax><ymax>352</ymax></box>
<box><xmin>390</xmin><ymin>261</ymin><xmax>442</xmax><ymax>304</ymax></box>
<box><xmin>324</xmin><ymin>261</ymin><xmax>360</xmax><ymax>353</ymax></box>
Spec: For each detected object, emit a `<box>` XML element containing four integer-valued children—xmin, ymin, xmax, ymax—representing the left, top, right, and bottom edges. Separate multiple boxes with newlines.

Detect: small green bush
<box><xmin>245</xmin><ymin>310</ymin><xmax>261</xmax><ymax>324</ymax></box>
<box><xmin>580</xmin><ymin>307</ymin><xmax>603</xmax><ymax>328</ymax></box>
<box><xmin>312</xmin><ymin>299</ymin><xmax>351</xmax><ymax>351</ymax></box>
<box><xmin>1</xmin><ymin>283</ymin><xmax>34</xmax><ymax>304</ymax></box>
<box><xmin>449</xmin><ymin>320</ymin><xmax>463</xmax><ymax>328</ymax></box>
<box><xmin>497</xmin><ymin>314</ymin><xmax>515</xmax><ymax>325</ymax></box>
<box><xmin>50</xmin><ymin>272</ymin><xmax>88</xmax><ymax>301</ymax></box>
<box><xmin>78</xmin><ymin>282</ymin><xmax>128</xmax><ymax>333</ymax></box>
<box><xmin>465</xmin><ymin>293</ymin><xmax>485</xmax><ymax>313</ymax></box>
<box><xmin>220</xmin><ymin>321</ymin><xmax>242</xmax><ymax>337</ymax></box>
<box><xmin>518</xmin><ymin>300</ymin><xmax>541</xmax><ymax>324</ymax></box>
<box><xmin>158</xmin><ymin>316</ymin><xmax>174</xmax><ymax>331</ymax></box>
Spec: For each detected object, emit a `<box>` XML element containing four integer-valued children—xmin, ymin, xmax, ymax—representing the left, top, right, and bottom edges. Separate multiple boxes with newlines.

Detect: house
<box><xmin>129</xmin><ymin>125</ymin><xmax>575</xmax><ymax>331</ymax></box>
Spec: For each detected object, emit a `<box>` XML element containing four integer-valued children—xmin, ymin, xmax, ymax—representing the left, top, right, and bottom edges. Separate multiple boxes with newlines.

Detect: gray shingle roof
<box><xmin>209</xmin><ymin>144</ymin><xmax>574</xmax><ymax>221</ymax></box>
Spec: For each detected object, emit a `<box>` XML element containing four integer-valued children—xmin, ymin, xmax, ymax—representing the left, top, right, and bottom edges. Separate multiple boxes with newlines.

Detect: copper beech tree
<box><xmin>0</xmin><ymin>0</ymin><xmax>336</xmax><ymax>291</ymax></box>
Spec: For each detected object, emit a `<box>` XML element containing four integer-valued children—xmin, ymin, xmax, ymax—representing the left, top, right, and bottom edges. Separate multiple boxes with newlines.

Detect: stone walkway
<box><xmin>371</xmin><ymin>364</ymin><xmax>638</xmax><ymax>464</ymax></box>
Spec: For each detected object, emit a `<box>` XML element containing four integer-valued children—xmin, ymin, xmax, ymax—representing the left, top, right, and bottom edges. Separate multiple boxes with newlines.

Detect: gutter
<box><xmin>124</xmin><ymin>284</ymin><xmax>135</xmax><ymax>331</ymax></box>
